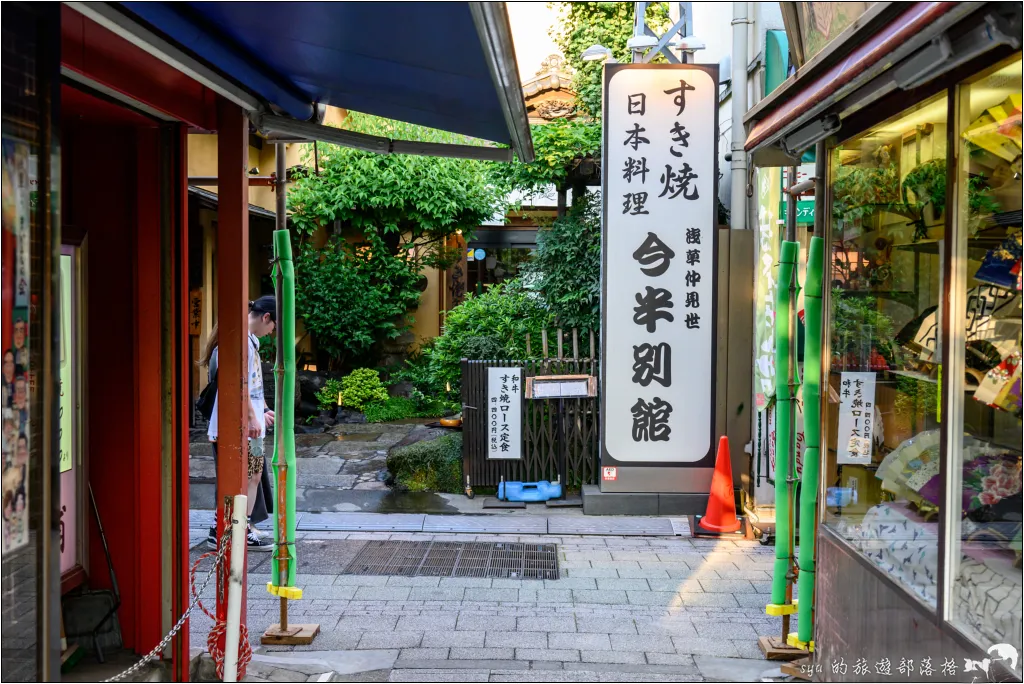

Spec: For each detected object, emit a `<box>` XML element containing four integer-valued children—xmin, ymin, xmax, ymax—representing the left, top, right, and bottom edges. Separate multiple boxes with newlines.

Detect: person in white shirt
<box><xmin>200</xmin><ymin>295</ymin><xmax>278</xmax><ymax>550</ymax></box>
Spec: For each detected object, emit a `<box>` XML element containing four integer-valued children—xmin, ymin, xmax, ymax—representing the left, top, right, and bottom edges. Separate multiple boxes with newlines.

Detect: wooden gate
<box><xmin>461</xmin><ymin>329</ymin><xmax>600</xmax><ymax>490</ymax></box>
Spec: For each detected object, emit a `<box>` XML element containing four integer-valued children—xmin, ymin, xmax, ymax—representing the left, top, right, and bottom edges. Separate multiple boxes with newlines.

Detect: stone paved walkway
<box><xmin>188</xmin><ymin>529</ymin><xmax>784</xmax><ymax>682</ymax></box>
<box><xmin>190</xmin><ymin>423</ymin><xmax>451</xmax><ymax>511</ymax></box>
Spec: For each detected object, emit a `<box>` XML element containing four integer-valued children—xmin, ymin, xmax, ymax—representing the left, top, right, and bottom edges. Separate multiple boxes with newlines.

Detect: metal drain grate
<box><xmin>343</xmin><ymin>540</ymin><xmax>559</xmax><ymax>580</ymax></box>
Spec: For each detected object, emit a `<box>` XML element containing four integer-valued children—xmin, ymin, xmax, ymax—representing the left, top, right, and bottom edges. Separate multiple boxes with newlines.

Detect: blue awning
<box><xmin>113</xmin><ymin>2</ymin><xmax>531</xmax><ymax>156</ymax></box>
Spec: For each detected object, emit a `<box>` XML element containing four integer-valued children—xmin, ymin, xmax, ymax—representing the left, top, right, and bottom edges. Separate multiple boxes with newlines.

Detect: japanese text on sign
<box><xmin>602</xmin><ymin>66</ymin><xmax>717</xmax><ymax>464</ymax></box>
<box><xmin>836</xmin><ymin>372</ymin><xmax>876</xmax><ymax>465</ymax></box>
<box><xmin>487</xmin><ymin>367</ymin><xmax>522</xmax><ymax>460</ymax></box>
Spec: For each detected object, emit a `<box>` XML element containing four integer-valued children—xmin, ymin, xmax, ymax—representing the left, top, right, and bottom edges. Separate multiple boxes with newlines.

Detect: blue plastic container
<box><xmin>498</xmin><ymin>480</ymin><xmax>562</xmax><ymax>502</ymax></box>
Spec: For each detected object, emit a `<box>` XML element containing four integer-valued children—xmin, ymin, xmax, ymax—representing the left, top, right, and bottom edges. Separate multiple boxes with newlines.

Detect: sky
<box><xmin>507</xmin><ymin>1</ymin><xmax>735</xmax><ymax>81</ymax></box>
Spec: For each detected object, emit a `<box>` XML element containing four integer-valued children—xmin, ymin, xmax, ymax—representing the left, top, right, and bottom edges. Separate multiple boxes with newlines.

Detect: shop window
<box><xmin>824</xmin><ymin>92</ymin><xmax>950</xmax><ymax>609</ymax></box>
<box><xmin>948</xmin><ymin>56</ymin><xmax>1022</xmax><ymax>669</ymax></box>
<box><xmin>465</xmin><ymin>246</ymin><xmax>536</xmax><ymax>295</ymax></box>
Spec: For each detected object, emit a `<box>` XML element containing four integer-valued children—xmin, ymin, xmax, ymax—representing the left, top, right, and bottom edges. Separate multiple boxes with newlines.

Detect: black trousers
<box><xmin>211</xmin><ymin>441</ymin><xmax>273</xmax><ymax>526</ymax></box>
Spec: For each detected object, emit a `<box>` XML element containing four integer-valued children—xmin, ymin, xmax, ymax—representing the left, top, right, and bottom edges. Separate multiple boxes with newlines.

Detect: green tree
<box><xmin>490</xmin><ymin>118</ymin><xmax>601</xmax><ymax>201</ymax></box>
<box><xmin>549</xmin><ymin>2</ymin><xmax>671</xmax><ymax>118</ymax></box>
<box><xmin>287</xmin><ymin>113</ymin><xmax>503</xmax><ymax>369</ymax></box>
<box><xmin>524</xmin><ymin>192</ymin><xmax>602</xmax><ymax>331</ymax></box>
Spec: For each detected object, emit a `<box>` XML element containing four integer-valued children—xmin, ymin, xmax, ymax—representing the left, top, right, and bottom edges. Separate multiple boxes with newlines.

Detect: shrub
<box><xmin>363</xmin><ymin>396</ymin><xmax>458</xmax><ymax>423</ymax></box>
<box><xmin>315</xmin><ymin>378</ymin><xmax>344</xmax><ymax>411</ymax></box>
<box><xmin>386</xmin><ymin>433</ymin><xmax>463</xmax><ymax>493</ymax></box>
<box><xmin>340</xmin><ymin>368</ymin><xmax>389</xmax><ymax>411</ymax></box>
<box><xmin>422</xmin><ymin>280</ymin><xmax>553</xmax><ymax>400</ymax></box>
<box><xmin>524</xmin><ymin>193</ymin><xmax>601</xmax><ymax>332</ymax></box>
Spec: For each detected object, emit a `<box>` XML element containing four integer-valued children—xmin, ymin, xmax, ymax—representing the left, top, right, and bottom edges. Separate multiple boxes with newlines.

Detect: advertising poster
<box><xmin>2</xmin><ymin>138</ymin><xmax>31</xmax><ymax>555</ymax></box>
<box><xmin>487</xmin><ymin>367</ymin><xmax>522</xmax><ymax>460</ymax></box>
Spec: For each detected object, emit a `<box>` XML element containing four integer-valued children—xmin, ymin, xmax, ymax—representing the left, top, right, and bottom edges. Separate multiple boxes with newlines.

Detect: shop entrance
<box><xmin>55</xmin><ymin>81</ymin><xmax>192</xmax><ymax>679</ymax></box>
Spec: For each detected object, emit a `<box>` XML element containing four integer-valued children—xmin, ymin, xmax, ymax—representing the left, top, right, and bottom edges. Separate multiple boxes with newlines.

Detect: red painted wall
<box><xmin>65</xmin><ymin>119</ymin><xmax>166</xmax><ymax>653</ymax></box>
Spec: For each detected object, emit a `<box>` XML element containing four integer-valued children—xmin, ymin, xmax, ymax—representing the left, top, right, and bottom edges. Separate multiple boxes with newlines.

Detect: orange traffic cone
<box><xmin>697</xmin><ymin>436</ymin><xmax>741</xmax><ymax>534</ymax></box>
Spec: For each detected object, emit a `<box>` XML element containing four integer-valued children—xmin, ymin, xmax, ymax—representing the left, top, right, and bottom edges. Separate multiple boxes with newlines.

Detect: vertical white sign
<box><xmin>836</xmin><ymin>372</ymin><xmax>877</xmax><ymax>465</ymax></box>
<box><xmin>487</xmin><ymin>367</ymin><xmax>522</xmax><ymax>460</ymax></box>
<box><xmin>602</xmin><ymin>65</ymin><xmax>717</xmax><ymax>463</ymax></box>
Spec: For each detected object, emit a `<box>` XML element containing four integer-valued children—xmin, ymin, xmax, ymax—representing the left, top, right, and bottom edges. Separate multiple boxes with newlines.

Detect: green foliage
<box><xmin>386</xmin><ymin>433</ymin><xmax>463</xmax><ymax>493</ymax></box>
<box><xmin>315</xmin><ymin>378</ymin><xmax>344</xmax><ymax>412</ymax></box>
<box><xmin>258</xmin><ymin>334</ymin><xmax>276</xmax><ymax>364</ymax></box>
<box><xmin>491</xmin><ymin>119</ymin><xmax>601</xmax><ymax>198</ymax></box>
<box><xmin>830</xmin><ymin>289</ymin><xmax>897</xmax><ymax>364</ymax></box>
<box><xmin>340</xmin><ymin>368</ymin><xmax>389</xmax><ymax>411</ymax></box>
<box><xmin>422</xmin><ymin>281</ymin><xmax>554</xmax><ymax>400</ymax></box>
<box><xmin>287</xmin><ymin>112</ymin><xmax>503</xmax><ymax>368</ymax></box>
<box><xmin>294</xmin><ymin>231</ymin><xmax>422</xmax><ymax>369</ymax></box>
<box><xmin>524</xmin><ymin>192</ymin><xmax>602</xmax><ymax>331</ymax></box>
<box><xmin>549</xmin><ymin>2</ymin><xmax>671</xmax><ymax>118</ymax></box>
<box><xmin>289</xmin><ymin>113</ymin><xmax>501</xmax><ymax>268</ymax></box>
<box><xmin>362</xmin><ymin>396</ymin><xmax>456</xmax><ymax>423</ymax></box>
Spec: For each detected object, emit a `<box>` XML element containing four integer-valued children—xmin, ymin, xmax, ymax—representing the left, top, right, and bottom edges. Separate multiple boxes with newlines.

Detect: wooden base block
<box><xmin>260</xmin><ymin>623</ymin><xmax>320</xmax><ymax>645</ymax></box>
<box><xmin>758</xmin><ymin>635</ymin><xmax>807</xmax><ymax>661</ymax></box>
<box><xmin>781</xmin><ymin>656</ymin><xmax>814</xmax><ymax>680</ymax></box>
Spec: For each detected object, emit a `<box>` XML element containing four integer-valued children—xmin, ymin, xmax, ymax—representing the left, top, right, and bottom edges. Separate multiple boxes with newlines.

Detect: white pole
<box><xmin>222</xmin><ymin>494</ymin><xmax>248</xmax><ymax>683</ymax></box>
<box><xmin>730</xmin><ymin>1</ymin><xmax>750</xmax><ymax>230</ymax></box>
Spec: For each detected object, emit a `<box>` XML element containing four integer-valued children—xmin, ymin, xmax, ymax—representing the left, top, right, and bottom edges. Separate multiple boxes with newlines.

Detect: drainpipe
<box><xmin>730</xmin><ymin>2</ymin><xmax>750</xmax><ymax>230</ymax></box>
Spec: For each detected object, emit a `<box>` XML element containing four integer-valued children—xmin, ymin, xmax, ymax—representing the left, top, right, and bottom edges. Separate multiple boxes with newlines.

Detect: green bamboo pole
<box><xmin>271</xmin><ymin>228</ymin><xmax>298</xmax><ymax>589</ymax></box>
<box><xmin>796</xmin><ymin>236</ymin><xmax>824</xmax><ymax>644</ymax></box>
<box><xmin>769</xmin><ymin>240</ymin><xmax>799</xmax><ymax>611</ymax></box>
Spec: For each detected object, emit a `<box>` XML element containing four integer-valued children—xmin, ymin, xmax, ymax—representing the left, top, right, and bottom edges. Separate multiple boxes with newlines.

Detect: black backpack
<box><xmin>196</xmin><ymin>368</ymin><xmax>217</xmax><ymax>421</ymax></box>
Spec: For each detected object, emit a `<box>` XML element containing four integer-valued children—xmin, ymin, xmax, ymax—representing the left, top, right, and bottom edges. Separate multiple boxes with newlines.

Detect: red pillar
<box><xmin>215</xmin><ymin>98</ymin><xmax>250</xmax><ymax>627</ymax></box>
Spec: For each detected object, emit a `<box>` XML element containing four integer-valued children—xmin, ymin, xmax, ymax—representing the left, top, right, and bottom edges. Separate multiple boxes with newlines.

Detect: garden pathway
<box><xmin>189</xmin><ymin>422</ymin><xmax>452</xmax><ymax>513</ymax></box>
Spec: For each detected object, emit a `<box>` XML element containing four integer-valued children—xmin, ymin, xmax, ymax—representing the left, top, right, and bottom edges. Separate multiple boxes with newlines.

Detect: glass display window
<box><xmin>823</xmin><ymin>92</ymin><xmax>950</xmax><ymax>609</ymax></box>
<box><xmin>947</xmin><ymin>55</ymin><xmax>1022</xmax><ymax>671</ymax></box>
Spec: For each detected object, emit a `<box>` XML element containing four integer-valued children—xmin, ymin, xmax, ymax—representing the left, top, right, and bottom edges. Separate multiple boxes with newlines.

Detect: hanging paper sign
<box><xmin>487</xmin><ymin>367</ymin><xmax>522</xmax><ymax>460</ymax></box>
<box><xmin>601</xmin><ymin>64</ymin><xmax>719</xmax><ymax>464</ymax></box>
<box><xmin>836</xmin><ymin>371</ymin><xmax>877</xmax><ymax>464</ymax></box>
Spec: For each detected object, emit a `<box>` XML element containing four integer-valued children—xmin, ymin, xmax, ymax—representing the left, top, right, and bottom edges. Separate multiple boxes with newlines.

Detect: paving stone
<box><xmin>396</xmin><ymin>615</ymin><xmax>456</xmax><ymax>631</ymax></box>
<box><xmin>490</xmin><ymin>578</ymin><xmax>527</xmax><ymax>589</ymax></box>
<box><xmin>438</xmin><ymin>577</ymin><xmax>493</xmax><ymax>589</ymax></box>
<box><xmin>594</xmin><ymin>578</ymin><xmax>649</xmax><ymax>591</ymax></box>
<box><xmin>544</xmin><ymin>578</ymin><xmax>597</xmax><ymax>590</ymax></box>
<box><xmin>336</xmin><ymin>616</ymin><xmax>400</xmax><ymax>632</ymax></box>
<box><xmin>419</xmin><ymin>630</ymin><xmax>484</xmax><ymax>648</ymax></box>
<box><xmin>516</xmin><ymin>617</ymin><xmax>576</xmax><ymax>633</ymax></box>
<box><xmin>697</xmin><ymin>579</ymin><xmax>755</xmax><ymax>594</ymax></box>
<box><xmin>357</xmin><ymin>632</ymin><xmax>424</xmax><ymax>649</ymax></box>
<box><xmin>396</xmin><ymin>647</ymin><xmax>451</xmax><ymax>661</ymax></box>
<box><xmin>623</xmin><ymin>590</ymin><xmax>681</xmax><ymax>607</ymax></box>
<box><xmin>674</xmin><ymin>592</ymin><xmax>739</xmax><ymax>608</ymax></box>
<box><xmin>449</xmin><ymin>647</ymin><xmax>514</xmax><ymax>660</ymax></box>
<box><xmin>645</xmin><ymin>578</ymin><xmax>695</xmax><ymax>593</ymax></box>
<box><xmin>572</xmin><ymin>590</ymin><xmax>627</xmax><ymax>605</ymax></box>
<box><xmin>484</xmin><ymin>631</ymin><xmax>548</xmax><ymax>649</ymax></box>
<box><xmin>300</xmin><ymin>586</ymin><xmax>359</xmax><ymax>600</ymax></box>
<box><xmin>609</xmin><ymin>552</ymin><xmax>663</xmax><ymax>561</ymax></box>
<box><xmin>562</xmin><ymin>568</ymin><xmax>619</xmax><ymax>579</ymax></box>
<box><xmin>517</xmin><ymin>589</ymin><xmax>573</xmax><ymax>604</ymax></box>
<box><xmin>514</xmin><ymin>648</ymin><xmax>581</xmax><ymax>662</ymax></box>
<box><xmin>689</xmin><ymin>620</ymin><xmax>757</xmax><ymax>640</ymax></box>
<box><xmin>385</xmin><ymin>576</ymin><xmax>442</xmax><ymax>588</ymax></box>
<box><xmin>464</xmin><ymin>587</ymin><xmax>518</xmax><ymax>603</ymax></box>
<box><xmin>613</xmin><ymin>567</ymin><xmax>670</xmax><ymax>579</ymax></box>
<box><xmin>334</xmin><ymin>576</ymin><xmax>391</xmax><ymax>587</ymax></box>
<box><xmin>609</xmin><ymin>634</ymin><xmax>675</xmax><ymax>653</ymax></box>
<box><xmin>580</xmin><ymin>650</ymin><xmax>647</xmax><ymax>665</ymax></box>
<box><xmin>458</xmin><ymin>614</ymin><xmax>517</xmax><ymax>632</ymax></box>
<box><xmin>597</xmin><ymin>672</ymin><xmax>701</xmax><ymax>683</ymax></box>
<box><xmin>563</xmin><ymin>551</ymin><xmax>613</xmax><ymax>562</ymax></box>
<box><xmin>387</xmin><ymin>670</ymin><xmax>490</xmax><ymax>682</ymax></box>
<box><xmin>549</xmin><ymin>633</ymin><xmax>611</xmax><ymax>651</ymax></box>
<box><xmin>729</xmin><ymin>638</ymin><xmax>765</xmax><ymax>660</ymax></box>
<box><xmin>669</xmin><ymin>636</ymin><xmax>740</xmax><ymax>656</ymax></box>
<box><xmin>733</xmin><ymin>594</ymin><xmax>771</xmax><ymax>608</ymax></box>
<box><xmin>406</xmin><ymin>588</ymin><xmax>466</xmax><ymax>602</ymax></box>
<box><xmin>353</xmin><ymin>587</ymin><xmax>412</xmax><ymax>601</ymax></box>
<box><xmin>751</xmin><ymin>581</ymin><xmax>773</xmax><ymax>594</ymax></box>
<box><xmin>489</xmin><ymin>672</ymin><xmax>597</xmax><ymax>683</ymax></box>
<box><xmin>574</xmin><ymin>617</ymin><xmax>638</xmax><ymax>635</ymax></box>
<box><xmin>634</xmin><ymin>620</ymin><xmax>699</xmax><ymax>638</ymax></box>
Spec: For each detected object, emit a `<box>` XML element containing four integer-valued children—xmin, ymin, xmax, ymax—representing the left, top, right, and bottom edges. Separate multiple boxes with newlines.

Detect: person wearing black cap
<box><xmin>199</xmin><ymin>295</ymin><xmax>278</xmax><ymax>549</ymax></box>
